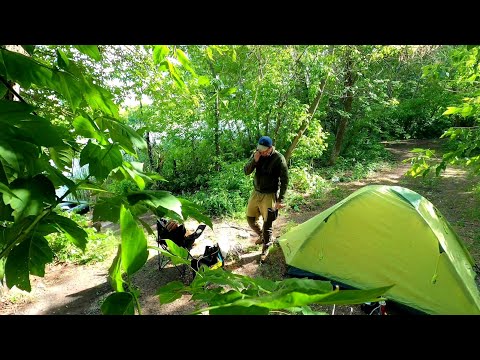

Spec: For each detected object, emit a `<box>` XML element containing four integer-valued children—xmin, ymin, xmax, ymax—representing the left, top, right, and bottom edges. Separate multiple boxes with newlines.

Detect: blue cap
<box><xmin>257</xmin><ymin>136</ymin><xmax>273</xmax><ymax>151</ymax></box>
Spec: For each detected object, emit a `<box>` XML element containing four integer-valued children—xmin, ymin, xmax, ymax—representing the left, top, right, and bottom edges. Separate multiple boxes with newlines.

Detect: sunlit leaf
<box><xmin>48</xmin><ymin>145</ymin><xmax>74</xmax><ymax>171</ymax></box>
<box><xmin>167</xmin><ymin>61</ymin><xmax>187</xmax><ymax>92</ymax></box>
<box><xmin>73</xmin><ymin>115</ymin><xmax>103</xmax><ymax>141</ymax></box>
<box><xmin>108</xmin><ymin>245</ymin><xmax>125</xmax><ymax>292</ymax></box>
<box><xmin>153</xmin><ymin>45</ymin><xmax>170</xmax><ymax>65</ymax></box>
<box><xmin>206</xmin><ymin>47</ymin><xmax>213</xmax><ymax>60</ymax></box>
<box><xmin>84</xmin><ymin>83</ymin><xmax>119</xmax><ymax>118</ymax></box>
<box><xmin>96</xmin><ymin>116</ymin><xmax>147</xmax><ymax>153</ymax></box>
<box><xmin>156</xmin><ymin>280</ymin><xmax>185</xmax><ymax>304</ymax></box>
<box><xmin>162</xmin><ymin>239</ymin><xmax>189</xmax><ymax>265</ymax></box>
<box><xmin>80</xmin><ymin>141</ymin><xmax>123</xmax><ymax>182</ymax></box>
<box><xmin>127</xmin><ymin>190</ymin><xmax>183</xmax><ymax>218</ymax></box>
<box><xmin>0</xmin><ymin>257</ymin><xmax>5</xmax><ymax>284</ymax></box>
<box><xmin>3</xmin><ymin>175</ymin><xmax>56</xmax><ymax>221</ymax></box>
<box><xmin>197</xmin><ymin>76</ymin><xmax>210</xmax><ymax>86</ymax></box>
<box><xmin>77</xmin><ymin>182</ymin><xmax>110</xmax><ymax>193</ymax></box>
<box><xmin>443</xmin><ymin>107</ymin><xmax>461</xmax><ymax>115</ymax></box>
<box><xmin>176</xmin><ymin>48</ymin><xmax>197</xmax><ymax>77</ymax></box>
<box><xmin>120</xmin><ymin>205</ymin><xmax>148</xmax><ymax>275</ymax></box>
<box><xmin>178</xmin><ymin>197</ymin><xmax>212</xmax><ymax>228</ymax></box>
<box><xmin>56</xmin><ymin>49</ymin><xmax>70</xmax><ymax>69</ymax></box>
<box><xmin>74</xmin><ymin>45</ymin><xmax>102</xmax><ymax>61</ymax></box>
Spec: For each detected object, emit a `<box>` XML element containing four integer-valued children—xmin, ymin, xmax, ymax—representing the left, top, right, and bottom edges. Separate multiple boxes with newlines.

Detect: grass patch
<box><xmin>47</xmin><ymin>212</ymin><xmax>119</xmax><ymax>265</ymax></box>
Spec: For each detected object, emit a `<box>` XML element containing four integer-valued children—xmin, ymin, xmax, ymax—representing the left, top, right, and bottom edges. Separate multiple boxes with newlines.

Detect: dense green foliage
<box><xmin>1</xmin><ymin>44</ymin><xmax>478</xmax><ymax>315</ymax></box>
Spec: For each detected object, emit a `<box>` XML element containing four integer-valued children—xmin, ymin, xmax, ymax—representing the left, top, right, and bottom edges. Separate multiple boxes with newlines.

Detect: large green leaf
<box><xmin>43</xmin><ymin>163</ymin><xmax>76</xmax><ymax>190</ymax></box>
<box><xmin>0</xmin><ymin>257</ymin><xmax>5</xmax><ymax>285</ymax></box>
<box><xmin>21</xmin><ymin>45</ymin><xmax>35</xmax><ymax>56</ymax></box>
<box><xmin>56</xmin><ymin>49</ymin><xmax>70</xmax><ymax>69</ymax></box>
<box><xmin>29</xmin><ymin>235</ymin><xmax>54</xmax><ymax>277</ymax></box>
<box><xmin>73</xmin><ymin>115</ymin><xmax>104</xmax><ymax>142</ymax></box>
<box><xmin>161</xmin><ymin>239</ymin><xmax>189</xmax><ymax>265</ymax></box>
<box><xmin>120</xmin><ymin>205</ymin><xmax>148</xmax><ymax>276</ymax></box>
<box><xmin>53</xmin><ymin>71</ymin><xmax>85</xmax><ymax>114</ymax></box>
<box><xmin>77</xmin><ymin>182</ymin><xmax>110</xmax><ymax>193</ymax></box>
<box><xmin>176</xmin><ymin>49</ymin><xmax>197</xmax><ymax>77</ymax></box>
<box><xmin>80</xmin><ymin>141</ymin><xmax>123</xmax><ymax>182</ymax></box>
<box><xmin>46</xmin><ymin>213</ymin><xmax>88</xmax><ymax>251</ymax></box>
<box><xmin>48</xmin><ymin>145</ymin><xmax>74</xmax><ymax>171</ymax></box>
<box><xmin>178</xmin><ymin>197</ymin><xmax>213</xmax><ymax>228</ymax></box>
<box><xmin>93</xmin><ymin>196</ymin><xmax>124</xmax><ymax>223</ymax></box>
<box><xmin>167</xmin><ymin>61</ymin><xmax>187</xmax><ymax>91</ymax></box>
<box><xmin>3</xmin><ymin>175</ymin><xmax>56</xmax><ymax>221</ymax></box>
<box><xmin>125</xmin><ymin>161</ymin><xmax>166</xmax><ymax>183</ymax></box>
<box><xmin>156</xmin><ymin>280</ymin><xmax>185</xmax><ymax>304</ymax></box>
<box><xmin>0</xmin><ymin>48</ymin><xmax>56</xmax><ymax>90</ymax></box>
<box><xmin>0</xmin><ymin>102</ymin><xmax>64</xmax><ymax>149</ymax></box>
<box><xmin>0</xmin><ymin>99</ymin><xmax>35</xmax><ymax>114</ymax></box>
<box><xmin>1</xmin><ymin>216</ymin><xmax>36</xmax><ymax>250</ymax></box>
<box><xmin>226</xmin><ymin>285</ymin><xmax>391</xmax><ymax>310</ymax></box>
<box><xmin>84</xmin><ymin>83</ymin><xmax>118</xmax><ymax>118</ymax></box>
<box><xmin>127</xmin><ymin>191</ymin><xmax>183</xmax><ymax>218</ymax></box>
<box><xmin>108</xmin><ymin>245</ymin><xmax>124</xmax><ymax>292</ymax></box>
<box><xmin>118</xmin><ymin>166</ymin><xmax>145</xmax><ymax>190</ymax></box>
<box><xmin>153</xmin><ymin>46</ymin><xmax>170</xmax><ymax>65</ymax></box>
<box><xmin>101</xmin><ymin>292</ymin><xmax>135</xmax><ymax>315</ymax></box>
<box><xmin>275</xmin><ymin>277</ymin><xmax>334</xmax><ymax>294</ymax></box>
<box><xmin>0</xmin><ymin>113</ymin><xmax>64</xmax><ymax>147</ymax></box>
<box><xmin>5</xmin><ymin>239</ymin><xmax>31</xmax><ymax>291</ymax></box>
<box><xmin>310</xmin><ymin>285</ymin><xmax>394</xmax><ymax>305</ymax></box>
<box><xmin>190</xmin><ymin>267</ymin><xmax>252</xmax><ymax>292</ymax></box>
<box><xmin>0</xmin><ymin>49</ymin><xmax>86</xmax><ymax>113</ymax></box>
<box><xmin>96</xmin><ymin>116</ymin><xmax>147</xmax><ymax>153</ymax></box>
<box><xmin>74</xmin><ymin>45</ymin><xmax>102</xmax><ymax>61</ymax></box>
<box><xmin>0</xmin><ymin>135</ymin><xmax>40</xmax><ymax>173</ymax></box>
<box><xmin>0</xmin><ymin>181</ymin><xmax>18</xmax><ymax>199</ymax></box>
<box><xmin>209</xmin><ymin>305</ymin><xmax>269</xmax><ymax>315</ymax></box>
<box><xmin>117</xmin><ymin>161</ymin><xmax>161</xmax><ymax>191</ymax></box>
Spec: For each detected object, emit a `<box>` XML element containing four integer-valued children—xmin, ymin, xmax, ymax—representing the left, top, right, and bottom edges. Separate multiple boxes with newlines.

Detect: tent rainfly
<box><xmin>278</xmin><ymin>185</ymin><xmax>480</xmax><ymax>315</ymax></box>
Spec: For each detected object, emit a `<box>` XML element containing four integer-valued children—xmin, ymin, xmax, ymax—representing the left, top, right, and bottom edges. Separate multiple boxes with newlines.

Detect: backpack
<box><xmin>191</xmin><ymin>244</ymin><xmax>224</xmax><ymax>271</ymax></box>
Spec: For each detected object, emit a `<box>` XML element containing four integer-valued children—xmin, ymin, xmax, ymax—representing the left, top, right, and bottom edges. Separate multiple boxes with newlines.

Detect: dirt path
<box><xmin>1</xmin><ymin>139</ymin><xmax>479</xmax><ymax>315</ymax></box>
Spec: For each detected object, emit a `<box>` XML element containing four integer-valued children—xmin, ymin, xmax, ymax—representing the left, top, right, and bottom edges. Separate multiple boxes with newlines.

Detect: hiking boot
<box><xmin>261</xmin><ymin>242</ymin><xmax>270</xmax><ymax>254</ymax></box>
<box><xmin>260</xmin><ymin>243</ymin><xmax>271</xmax><ymax>263</ymax></box>
<box><xmin>254</xmin><ymin>234</ymin><xmax>263</xmax><ymax>245</ymax></box>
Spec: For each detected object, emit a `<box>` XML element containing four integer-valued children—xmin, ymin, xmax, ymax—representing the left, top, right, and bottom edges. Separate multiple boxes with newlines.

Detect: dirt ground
<box><xmin>1</xmin><ymin>139</ymin><xmax>479</xmax><ymax>315</ymax></box>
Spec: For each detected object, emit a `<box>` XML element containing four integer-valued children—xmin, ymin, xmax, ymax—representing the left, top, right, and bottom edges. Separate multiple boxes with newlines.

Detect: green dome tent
<box><xmin>278</xmin><ymin>185</ymin><xmax>480</xmax><ymax>315</ymax></box>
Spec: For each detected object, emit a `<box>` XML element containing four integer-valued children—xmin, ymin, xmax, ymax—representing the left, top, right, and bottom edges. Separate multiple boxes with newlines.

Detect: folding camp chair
<box><xmin>156</xmin><ymin>218</ymin><xmax>207</xmax><ymax>278</ymax></box>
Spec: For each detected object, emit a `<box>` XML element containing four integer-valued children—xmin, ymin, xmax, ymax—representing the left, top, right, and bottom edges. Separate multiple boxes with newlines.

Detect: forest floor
<box><xmin>1</xmin><ymin>138</ymin><xmax>479</xmax><ymax>315</ymax></box>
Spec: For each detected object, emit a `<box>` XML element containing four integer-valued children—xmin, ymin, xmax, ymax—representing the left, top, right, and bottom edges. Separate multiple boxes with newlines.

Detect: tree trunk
<box><xmin>207</xmin><ymin>58</ymin><xmax>221</xmax><ymax>171</ymax></box>
<box><xmin>329</xmin><ymin>48</ymin><xmax>355</xmax><ymax>165</ymax></box>
<box><xmin>145</xmin><ymin>131</ymin><xmax>154</xmax><ymax>172</ymax></box>
<box><xmin>284</xmin><ymin>77</ymin><xmax>329</xmax><ymax>163</ymax></box>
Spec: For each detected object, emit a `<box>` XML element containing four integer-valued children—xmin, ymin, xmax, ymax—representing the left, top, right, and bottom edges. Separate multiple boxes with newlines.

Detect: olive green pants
<box><xmin>246</xmin><ymin>191</ymin><xmax>276</xmax><ymax>244</ymax></box>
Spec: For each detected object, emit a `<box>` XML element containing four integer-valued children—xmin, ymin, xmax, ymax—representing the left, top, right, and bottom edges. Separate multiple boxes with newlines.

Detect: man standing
<box><xmin>244</xmin><ymin>136</ymin><xmax>289</xmax><ymax>258</ymax></box>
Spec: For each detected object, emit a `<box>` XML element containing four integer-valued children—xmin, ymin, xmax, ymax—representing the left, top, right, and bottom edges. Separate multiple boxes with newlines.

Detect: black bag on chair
<box><xmin>191</xmin><ymin>244</ymin><xmax>224</xmax><ymax>271</ymax></box>
<box><xmin>157</xmin><ymin>219</ymin><xmax>207</xmax><ymax>250</ymax></box>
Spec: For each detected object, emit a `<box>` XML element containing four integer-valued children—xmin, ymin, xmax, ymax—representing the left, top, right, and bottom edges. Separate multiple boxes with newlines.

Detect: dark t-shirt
<box><xmin>244</xmin><ymin>149</ymin><xmax>289</xmax><ymax>202</ymax></box>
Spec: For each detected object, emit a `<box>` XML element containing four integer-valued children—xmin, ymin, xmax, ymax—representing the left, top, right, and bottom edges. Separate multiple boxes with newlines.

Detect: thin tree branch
<box><xmin>0</xmin><ymin>75</ymin><xmax>38</xmax><ymax>116</ymax></box>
